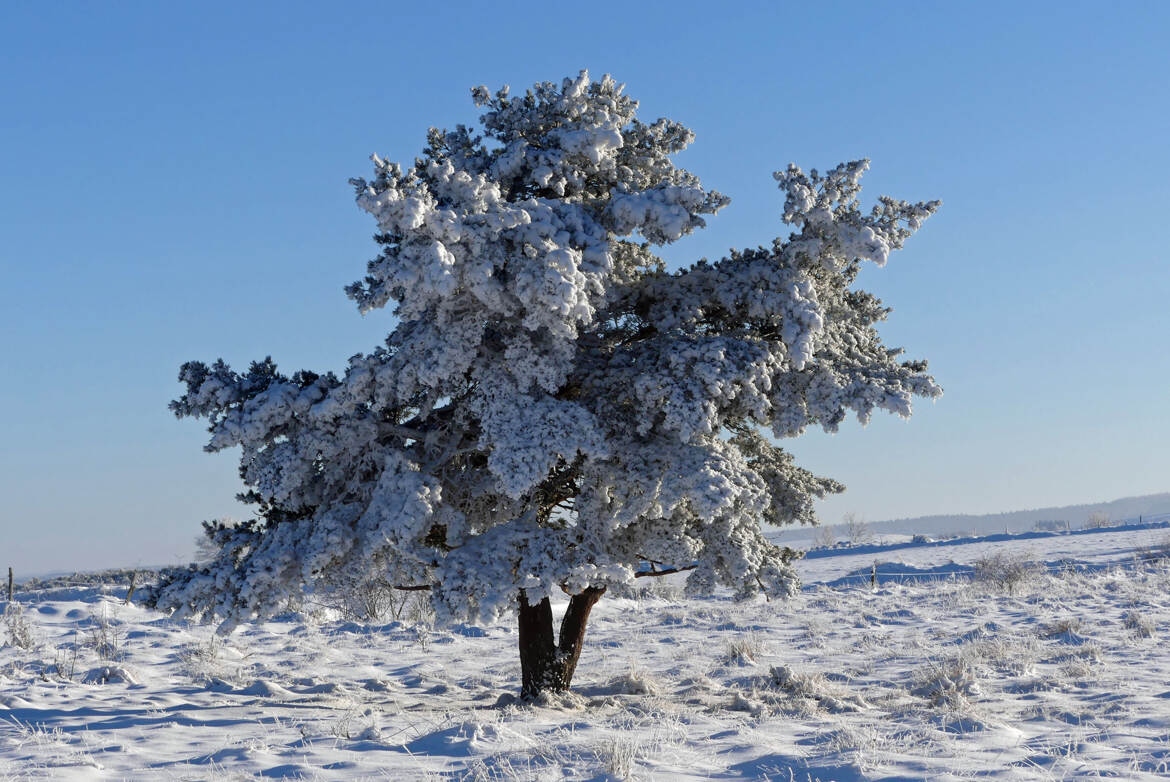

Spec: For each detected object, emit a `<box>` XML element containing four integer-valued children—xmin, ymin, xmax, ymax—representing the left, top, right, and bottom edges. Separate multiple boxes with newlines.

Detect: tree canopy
<box><xmin>156</xmin><ymin>72</ymin><xmax>940</xmax><ymax>693</ymax></box>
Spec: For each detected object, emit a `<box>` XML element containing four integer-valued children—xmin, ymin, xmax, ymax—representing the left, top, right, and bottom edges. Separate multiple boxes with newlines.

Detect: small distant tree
<box><xmin>812</xmin><ymin>524</ymin><xmax>838</xmax><ymax>549</ymax></box>
<box><xmin>842</xmin><ymin>512</ymin><xmax>873</xmax><ymax>546</ymax></box>
<box><xmin>155</xmin><ymin>72</ymin><xmax>940</xmax><ymax>698</ymax></box>
<box><xmin>1084</xmin><ymin>512</ymin><xmax>1112</xmax><ymax>529</ymax></box>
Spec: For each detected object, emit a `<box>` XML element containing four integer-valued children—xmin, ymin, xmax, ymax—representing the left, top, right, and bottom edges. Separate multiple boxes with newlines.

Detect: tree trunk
<box><xmin>517</xmin><ymin>592</ymin><xmax>558</xmax><ymax>698</ymax></box>
<box><xmin>517</xmin><ymin>586</ymin><xmax>605</xmax><ymax>699</ymax></box>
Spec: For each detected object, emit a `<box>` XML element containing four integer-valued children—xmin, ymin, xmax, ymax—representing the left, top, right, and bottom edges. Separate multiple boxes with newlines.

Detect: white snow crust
<box><xmin>4</xmin><ymin>524</ymin><xmax>1170</xmax><ymax>779</ymax></box>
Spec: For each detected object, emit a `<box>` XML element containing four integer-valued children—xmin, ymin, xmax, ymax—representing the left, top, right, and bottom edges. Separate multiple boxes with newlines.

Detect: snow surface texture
<box><xmin>4</xmin><ymin>525</ymin><xmax>1170</xmax><ymax>780</ymax></box>
<box><xmin>156</xmin><ymin>71</ymin><xmax>940</xmax><ymax>629</ymax></box>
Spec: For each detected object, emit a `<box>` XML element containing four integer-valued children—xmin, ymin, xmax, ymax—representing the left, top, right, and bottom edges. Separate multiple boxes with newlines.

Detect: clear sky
<box><xmin>2</xmin><ymin>1</ymin><xmax>1168</xmax><ymax>575</ymax></box>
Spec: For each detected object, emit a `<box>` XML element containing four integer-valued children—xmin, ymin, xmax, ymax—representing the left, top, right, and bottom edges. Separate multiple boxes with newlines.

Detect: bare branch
<box><xmin>634</xmin><ymin>564</ymin><xmax>697</xmax><ymax>578</ymax></box>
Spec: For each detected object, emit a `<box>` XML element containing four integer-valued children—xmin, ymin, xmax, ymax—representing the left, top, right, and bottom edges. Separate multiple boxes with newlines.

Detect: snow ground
<box><xmin>3</xmin><ymin>525</ymin><xmax>1170</xmax><ymax>780</ymax></box>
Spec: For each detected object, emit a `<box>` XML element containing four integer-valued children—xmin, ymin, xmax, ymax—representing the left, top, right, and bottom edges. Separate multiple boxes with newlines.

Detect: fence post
<box><xmin>7</xmin><ymin>567</ymin><xmax>12</xmax><ymax>602</ymax></box>
<box><xmin>871</xmin><ymin>561</ymin><xmax>877</xmax><ymax>590</ymax></box>
<box><xmin>124</xmin><ymin>572</ymin><xmax>137</xmax><ymax>605</ymax></box>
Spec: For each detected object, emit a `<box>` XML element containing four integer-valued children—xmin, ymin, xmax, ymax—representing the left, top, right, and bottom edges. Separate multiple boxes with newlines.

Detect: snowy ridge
<box><xmin>865</xmin><ymin>493</ymin><xmax>1170</xmax><ymax>539</ymax></box>
<box><xmin>6</xmin><ymin>518</ymin><xmax>1169</xmax><ymax>603</ymax></box>
<box><xmin>800</xmin><ymin>513</ymin><xmax>1170</xmax><ymax>560</ymax></box>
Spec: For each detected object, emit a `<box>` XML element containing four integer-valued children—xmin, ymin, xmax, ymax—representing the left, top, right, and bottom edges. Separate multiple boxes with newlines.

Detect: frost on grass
<box><xmin>911</xmin><ymin>656</ymin><xmax>982</xmax><ymax>708</ymax></box>
<box><xmin>1123</xmin><ymin>610</ymin><xmax>1156</xmax><ymax>638</ymax></box>
<box><xmin>759</xmin><ymin>664</ymin><xmax>869</xmax><ymax>715</ymax></box>
<box><xmin>972</xmin><ymin>551</ymin><xmax>1042</xmax><ymax>595</ymax></box>
<box><xmin>722</xmin><ymin>632</ymin><xmax>768</xmax><ymax>666</ymax></box>
<box><xmin>604</xmin><ymin>664</ymin><xmax>662</xmax><ymax>696</ymax></box>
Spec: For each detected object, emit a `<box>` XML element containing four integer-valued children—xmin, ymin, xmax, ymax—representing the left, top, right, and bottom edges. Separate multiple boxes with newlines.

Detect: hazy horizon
<box><xmin>14</xmin><ymin>489</ymin><xmax>1170</xmax><ymax>583</ymax></box>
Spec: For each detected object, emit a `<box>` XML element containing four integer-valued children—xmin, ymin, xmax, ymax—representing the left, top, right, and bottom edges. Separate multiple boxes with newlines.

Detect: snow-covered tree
<box><xmin>155</xmin><ymin>71</ymin><xmax>941</xmax><ymax>698</ymax></box>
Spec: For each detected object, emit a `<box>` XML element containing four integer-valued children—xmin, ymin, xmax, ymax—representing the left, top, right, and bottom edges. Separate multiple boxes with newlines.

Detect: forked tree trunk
<box><xmin>517</xmin><ymin>586</ymin><xmax>606</xmax><ymax>699</ymax></box>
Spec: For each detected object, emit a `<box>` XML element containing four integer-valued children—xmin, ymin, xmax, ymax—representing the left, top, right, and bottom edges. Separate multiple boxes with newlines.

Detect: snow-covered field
<box><xmin>4</xmin><ymin>524</ymin><xmax>1170</xmax><ymax>780</ymax></box>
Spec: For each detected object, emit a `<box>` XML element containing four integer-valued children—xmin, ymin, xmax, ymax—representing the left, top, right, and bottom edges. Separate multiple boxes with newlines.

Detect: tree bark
<box><xmin>517</xmin><ymin>592</ymin><xmax>558</xmax><ymax>698</ymax></box>
<box><xmin>517</xmin><ymin>586</ymin><xmax>606</xmax><ymax>698</ymax></box>
<box><xmin>556</xmin><ymin>586</ymin><xmax>604</xmax><ymax>687</ymax></box>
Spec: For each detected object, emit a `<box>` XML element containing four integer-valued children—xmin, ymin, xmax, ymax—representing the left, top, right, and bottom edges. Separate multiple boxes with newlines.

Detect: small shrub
<box><xmin>319</xmin><ymin>573</ymin><xmax>408</xmax><ymax>622</ymax></box>
<box><xmin>2</xmin><ymin>603</ymin><xmax>37</xmax><ymax>651</ymax></box>
<box><xmin>962</xmin><ymin>635</ymin><xmax>1038</xmax><ymax>676</ymax></box>
<box><xmin>723</xmin><ymin>632</ymin><xmax>767</xmax><ymax>665</ymax></box>
<box><xmin>404</xmin><ymin>592</ymin><xmax>436</xmax><ymax>627</ymax></box>
<box><xmin>316</xmin><ymin>555</ymin><xmax>436</xmax><ymax>624</ymax></box>
<box><xmin>49</xmin><ymin>643</ymin><xmax>80</xmax><ymax>681</ymax></box>
<box><xmin>607</xmin><ymin>663</ymin><xmax>662</xmax><ymax>696</ymax></box>
<box><xmin>86</xmin><ymin>605</ymin><xmax>124</xmax><ymax>661</ymax></box>
<box><xmin>1123</xmin><ymin>611</ymin><xmax>1155</xmax><ymax>638</ymax></box>
<box><xmin>598</xmin><ymin>736</ymin><xmax>639</xmax><ymax>780</ymax></box>
<box><xmin>1039</xmin><ymin>617</ymin><xmax>1082</xmax><ymax>639</ymax></box>
<box><xmin>177</xmin><ymin>635</ymin><xmax>231</xmax><ymax>683</ymax></box>
<box><xmin>972</xmin><ymin>551</ymin><xmax>1041</xmax><ymax>595</ymax></box>
<box><xmin>766</xmin><ymin>664</ymin><xmax>867</xmax><ymax>714</ymax></box>
<box><xmin>801</xmin><ymin>617</ymin><xmax>829</xmax><ymax>647</ymax></box>
<box><xmin>1060</xmin><ymin>654</ymin><xmax>1099</xmax><ymax>679</ymax></box>
<box><xmin>911</xmin><ymin>657</ymin><xmax>981</xmax><ymax>707</ymax></box>
<box><xmin>842</xmin><ymin>513</ymin><xmax>873</xmax><ymax>546</ymax></box>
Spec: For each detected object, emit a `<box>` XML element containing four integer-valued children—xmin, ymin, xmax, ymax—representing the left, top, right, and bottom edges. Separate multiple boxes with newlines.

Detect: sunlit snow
<box><xmin>4</xmin><ymin>521</ymin><xmax>1169</xmax><ymax>780</ymax></box>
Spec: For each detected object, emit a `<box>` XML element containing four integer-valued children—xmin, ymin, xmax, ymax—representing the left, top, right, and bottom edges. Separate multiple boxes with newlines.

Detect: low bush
<box><xmin>2</xmin><ymin>603</ymin><xmax>37</xmax><ymax>651</ymax></box>
<box><xmin>972</xmin><ymin>551</ymin><xmax>1042</xmax><ymax>595</ymax></box>
<box><xmin>723</xmin><ymin>632</ymin><xmax>767</xmax><ymax>665</ymax></box>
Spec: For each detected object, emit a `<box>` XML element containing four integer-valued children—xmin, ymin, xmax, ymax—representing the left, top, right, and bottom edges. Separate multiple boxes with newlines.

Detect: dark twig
<box><xmin>634</xmin><ymin>564</ymin><xmax>697</xmax><ymax>578</ymax></box>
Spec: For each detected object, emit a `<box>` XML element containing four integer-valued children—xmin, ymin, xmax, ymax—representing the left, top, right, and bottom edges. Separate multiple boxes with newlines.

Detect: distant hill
<box><xmin>871</xmin><ymin>492</ymin><xmax>1170</xmax><ymax>537</ymax></box>
<box><xmin>771</xmin><ymin>492</ymin><xmax>1170</xmax><ymax>544</ymax></box>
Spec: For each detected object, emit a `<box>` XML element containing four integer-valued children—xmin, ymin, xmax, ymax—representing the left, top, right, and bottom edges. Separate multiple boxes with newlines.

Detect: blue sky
<box><xmin>2</xmin><ymin>2</ymin><xmax>1168</xmax><ymax>574</ymax></box>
